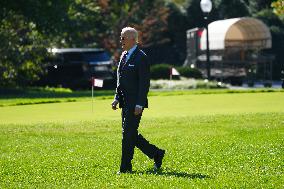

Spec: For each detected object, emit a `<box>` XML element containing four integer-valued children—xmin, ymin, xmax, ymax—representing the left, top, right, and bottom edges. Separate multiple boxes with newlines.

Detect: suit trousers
<box><xmin>120</xmin><ymin>108</ymin><xmax>159</xmax><ymax>171</ymax></box>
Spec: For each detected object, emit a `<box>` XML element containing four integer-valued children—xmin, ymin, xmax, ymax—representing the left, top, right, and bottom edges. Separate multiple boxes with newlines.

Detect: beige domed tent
<box><xmin>184</xmin><ymin>17</ymin><xmax>274</xmax><ymax>85</ymax></box>
<box><xmin>200</xmin><ymin>17</ymin><xmax>272</xmax><ymax>50</ymax></box>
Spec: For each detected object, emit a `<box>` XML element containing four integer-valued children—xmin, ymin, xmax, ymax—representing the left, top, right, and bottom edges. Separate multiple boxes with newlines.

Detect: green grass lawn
<box><xmin>0</xmin><ymin>91</ymin><xmax>283</xmax><ymax>188</ymax></box>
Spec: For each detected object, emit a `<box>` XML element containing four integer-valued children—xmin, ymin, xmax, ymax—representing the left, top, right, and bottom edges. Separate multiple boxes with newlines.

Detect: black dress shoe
<box><xmin>154</xmin><ymin>149</ymin><xmax>165</xmax><ymax>170</ymax></box>
<box><xmin>119</xmin><ymin>164</ymin><xmax>132</xmax><ymax>174</ymax></box>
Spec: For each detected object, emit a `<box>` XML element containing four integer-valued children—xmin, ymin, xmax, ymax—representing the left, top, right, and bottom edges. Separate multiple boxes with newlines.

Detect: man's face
<box><xmin>120</xmin><ymin>32</ymin><xmax>136</xmax><ymax>51</ymax></box>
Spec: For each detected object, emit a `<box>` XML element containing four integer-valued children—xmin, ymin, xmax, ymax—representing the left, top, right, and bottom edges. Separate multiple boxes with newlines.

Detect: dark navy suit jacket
<box><xmin>114</xmin><ymin>46</ymin><xmax>150</xmax><ymax>109</ymax></box>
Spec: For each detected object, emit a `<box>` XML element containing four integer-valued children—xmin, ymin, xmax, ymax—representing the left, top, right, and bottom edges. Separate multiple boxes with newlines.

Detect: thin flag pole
<box><xmin>92</xmin><ymin>77</ymin><xmax>94</xmax><ymax>113</ymax></box>
<box><xmin>91</xmin><ymin>77</ymin><xmax>103</xmax><ymax>113</ymax></box>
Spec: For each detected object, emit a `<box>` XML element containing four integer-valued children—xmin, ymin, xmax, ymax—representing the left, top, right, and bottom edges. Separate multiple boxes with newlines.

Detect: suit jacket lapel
<box><xmin>118</xmin><ymin>52</ymin><xmax>127</xmax><ymax>74</ymax></box>
<box><xmin>123</xmin><ymin>47</ymin><xmax>139</xmax><ymax>69</ymax></box>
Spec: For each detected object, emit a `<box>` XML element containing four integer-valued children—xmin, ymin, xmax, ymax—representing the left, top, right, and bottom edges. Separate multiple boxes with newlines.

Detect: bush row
<box><xmin>150</xmin><ymin>64</ymin><xmax>202</xmax><ymax>80</ymax></box>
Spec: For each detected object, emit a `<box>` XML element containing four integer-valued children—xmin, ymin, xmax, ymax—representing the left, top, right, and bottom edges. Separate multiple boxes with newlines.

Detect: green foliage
<box><xmin>165</xmin><ymin>2</ymin><xmax>188</xmax><ymax>64</ymax></box>
<box><xmin>185</xmin><ymin>0</ymin><xmax>206</xmax><ymax>28</ymax></box>
<box><xmin>217</xmin><ymin>0</ymin><xmax>250</xmax><ymax>18</ymax></box>
<box><xmin>150</xmin><ymin>64</ymin><xmax>171</xmax><ymax>79</ymax></box>
<box><xmin>254</xmin><ymin>8</ymin><xmax>284</xmax><ymax>79</ymax></box>
<box><xmin>0</xmin><ymin>12</ymin><xmax>48</xmax><ymax>87</ymax></box>
<box><xmin>177</xmin><ymin>67</ymin><xmax>202</xmax><ymax>78</ymax></box>
<box><xmin>150</xmin><ymin>64</ymin><xmax>202</xmax><ymax>80</ymax></box>
<box><xmin>271</xmin><ymin>0</ymin><xmax>284</xmax><ymax>19</ymax></box>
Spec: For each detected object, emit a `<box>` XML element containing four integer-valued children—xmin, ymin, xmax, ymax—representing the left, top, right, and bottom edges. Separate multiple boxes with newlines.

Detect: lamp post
<box><xmin>200</xmin><ymin>0</ymin><xmax>212</xmax><ymax>80</ymax></box>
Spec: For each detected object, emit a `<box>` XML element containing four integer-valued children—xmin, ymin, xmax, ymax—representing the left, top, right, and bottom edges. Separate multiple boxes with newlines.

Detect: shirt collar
<box><xmin>127</xmin><ymin>44</ymin><xmax>137</xmax><ymax>57</ymax></box>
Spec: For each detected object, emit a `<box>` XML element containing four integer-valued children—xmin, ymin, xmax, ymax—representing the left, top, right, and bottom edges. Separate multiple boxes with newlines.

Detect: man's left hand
<box><xmin>134</xmin><ymin>106</ymin><xmax>143</xmax><ymax>115</ymax></box>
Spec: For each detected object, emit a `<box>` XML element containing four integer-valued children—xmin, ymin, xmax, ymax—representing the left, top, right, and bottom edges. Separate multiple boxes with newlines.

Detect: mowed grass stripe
<box><xmin>0</xmin><ymin>113</ymin><xmax>283</xmax><ymax>188</ymax></box>
<box><xmin>1</xmin><ymin>88</ymin><xmax>282</xmax><ymax>107</ymax></box>
<box><xmin>0</xmin><ymin>92</ymin><xmax>283</xmax><ymax>124</ymax></box>
<box><xmin>0</xmin><ymin>92</ymin><xmax>283</xmax><ymax>188</ymax></box>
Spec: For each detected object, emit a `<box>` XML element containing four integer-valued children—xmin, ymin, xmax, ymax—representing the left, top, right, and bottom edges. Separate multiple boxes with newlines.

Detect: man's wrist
<box><xmin>135</xmin><ymin>105</ymin><xmax>143</xmax><ymax>109</ymax></box>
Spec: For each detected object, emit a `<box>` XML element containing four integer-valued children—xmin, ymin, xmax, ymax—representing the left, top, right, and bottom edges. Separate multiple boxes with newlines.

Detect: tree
<box><xmin>0</xmin><ymin>0</ymin><xmax>73</xmax><ymax>87</ymax></box>
<box><xmin>216</xmin><ymin>0</ymin><xmax>250</xmax><ymax>18</ymax></box>
<box><xmin>0</xmin><ymin>11</ymin><xmax>47</xmax><ymax>86</ymax></box>
<box><xmin>245</xmin><ymin>0</ymin><xmax>273</xmax><ymax>14</ymax></box>
<box><xmin>271</xmin><ymin>0</ymin><xmax>284</xmax><ymax>20</ymax></box>
<box><xmin>95</xmin><ymin>0</ymin><xmax>170</xmax><ymax>61</ymax></box>
<box><xmin>255</xmin><ymin>8</ymin><xmax>284</xmax><ymax>79</ymax></box>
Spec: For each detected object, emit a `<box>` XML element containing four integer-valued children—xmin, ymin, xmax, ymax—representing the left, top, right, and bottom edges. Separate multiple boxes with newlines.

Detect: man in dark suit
<box><xmin>111</xmin><ymin>27</ymin><xmax>165</xmax><ymax>174</ymax></box>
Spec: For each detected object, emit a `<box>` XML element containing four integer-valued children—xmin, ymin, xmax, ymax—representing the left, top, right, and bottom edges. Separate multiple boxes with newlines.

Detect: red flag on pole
<box><xmin>91</xmin><ymin>77</ymin><xmax>104</xmax><ymax>113</ymax></box>
<box><xmin>170</xmin><ymin>67</ymin><xmax>180</xmax><ymax>80</ymax></box>
<box><xmin>171</xmin><ymin>67</ymin><xmax>180</xmax><ymax>76</ymax></box>
<box><xmin>92</xmin><ymin>77</ymin><xmax>104</xmax><ymax>88</ymax></box>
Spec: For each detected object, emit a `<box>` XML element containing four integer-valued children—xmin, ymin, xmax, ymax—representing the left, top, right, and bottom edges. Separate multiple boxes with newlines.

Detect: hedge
<box><xmin>150</xmin><ymin>64</ymin><xmax>202</xmax><ymax>79</ymax></box>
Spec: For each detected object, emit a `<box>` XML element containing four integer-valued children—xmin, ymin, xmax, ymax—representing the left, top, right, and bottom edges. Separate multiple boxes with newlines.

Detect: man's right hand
<box><xmin>111</xmin><ymin>100</ymin><xmax>119</xmax><ymax>110</ymax></box>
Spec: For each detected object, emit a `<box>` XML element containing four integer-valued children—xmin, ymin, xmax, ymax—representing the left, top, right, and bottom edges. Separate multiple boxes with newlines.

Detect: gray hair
<box><xmin>121</xmin><ymin>27</ymin><xmax>138</xmax><ymax>43</ymax></box>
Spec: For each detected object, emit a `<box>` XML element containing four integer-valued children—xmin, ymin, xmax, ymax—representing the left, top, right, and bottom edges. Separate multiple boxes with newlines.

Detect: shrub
<box><xmin>247</xmin><ymin>81</ymin><xmax>254</xmax><ymax>87</ymax></box>
<box><xmin>150</xmin><ymin>64</ymin><xmax>203</xmax><ymax>80</ymax></box>
<box><xmin>263</xmin><ymin>82</ymin><xmax>272</xmax><ymax>88</ymax></box>
<box><xmin>177</xmin><ymin>67</ymin><xmax>203</xmax><ymax>79</ymax></box>
<box><xmin>150</xmin><ymin>64</ymin><xmax>171</xmax><ymax>79</ymax></box>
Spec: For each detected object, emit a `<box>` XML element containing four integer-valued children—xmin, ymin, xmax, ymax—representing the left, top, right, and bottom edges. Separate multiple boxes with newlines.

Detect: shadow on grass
<box><xmin>133</xmin><ymin>168</ymin><xmax>210</xmax><ymax>179</ymax></box>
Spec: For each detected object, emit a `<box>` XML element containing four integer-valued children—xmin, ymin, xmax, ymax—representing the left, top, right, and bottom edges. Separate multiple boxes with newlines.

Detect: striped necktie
<box><xmin>120</xmin><ymin>52</ymin><xmax>128</xmax><ymax>71</ymax></box>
